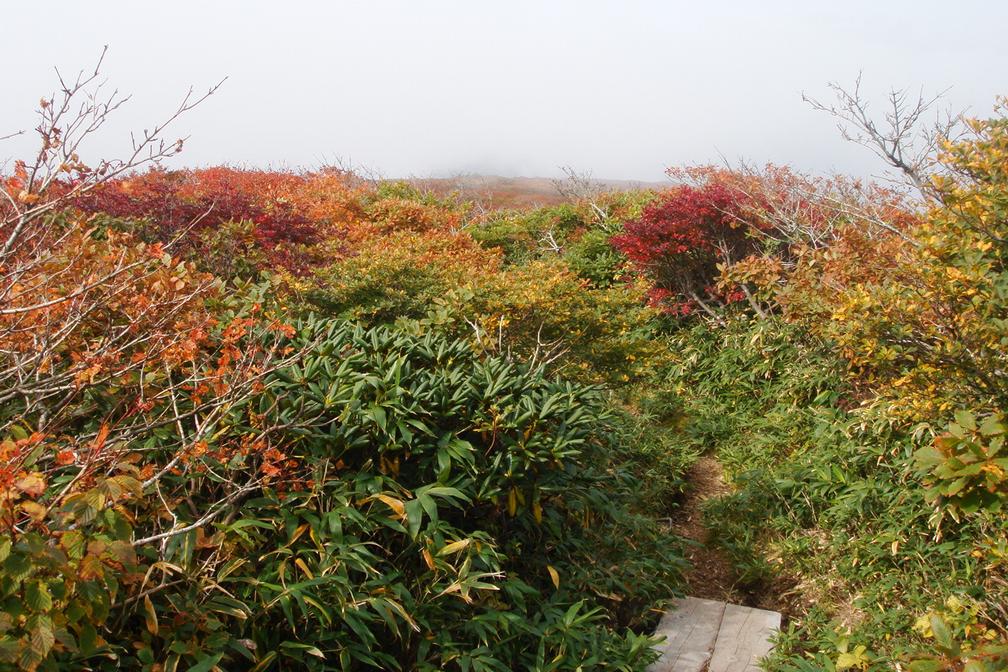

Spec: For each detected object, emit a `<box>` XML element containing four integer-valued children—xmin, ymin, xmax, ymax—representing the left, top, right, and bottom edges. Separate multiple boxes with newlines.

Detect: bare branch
<box><xmin>804</xmin><ymin>75</ymin><xmax>963</xmax><ymax>203</ymax></box>
<box><xmin>1</xmin><ymin>48</ymin><xmax>224</xmax><ymax>257</ymax></box>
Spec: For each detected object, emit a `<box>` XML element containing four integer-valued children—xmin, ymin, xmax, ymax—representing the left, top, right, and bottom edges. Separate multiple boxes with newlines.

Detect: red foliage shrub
<box><xmin>610</xmin><ymin>164</ymin><xmax>918</xmax><ymax>316</ymax></box>
<box><xmin>75</xmin><ymin>168</ymin><xmax>322</xmax><ymax>272</ymax></box>
<box><xmin>611</xmin><ymin>179</ymin><xmax>763</xmax><ymax>313</ymax></box>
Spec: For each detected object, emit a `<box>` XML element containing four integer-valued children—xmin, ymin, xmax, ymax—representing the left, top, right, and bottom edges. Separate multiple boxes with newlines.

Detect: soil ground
<box><xmin>671</xmin><ymin>456</ymin><xmax>741</xmax><ymax>602</ymax></box>
<box><xmin>671</xmin><ymin>455</ymin><xmax>789</xmax><ymax>614</ymax></box>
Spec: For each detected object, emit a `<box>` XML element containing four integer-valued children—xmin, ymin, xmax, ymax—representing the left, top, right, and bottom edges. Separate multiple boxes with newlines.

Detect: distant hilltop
<box><xmin>398</xmin><ymin>174</ymin><xmax>670</xmax><ymax>209</ymax></box>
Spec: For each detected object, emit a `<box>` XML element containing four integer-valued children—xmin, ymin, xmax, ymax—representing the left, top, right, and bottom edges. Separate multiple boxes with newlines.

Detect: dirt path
<box><xmin>672</xmin><ymin>455</ymin><xmax>790</xmax><ymax>615</ymax></box>
<box><xmin>671</xmin><ymin>456</ymin><xmax>742</xmax><ymax>603</ymax></box>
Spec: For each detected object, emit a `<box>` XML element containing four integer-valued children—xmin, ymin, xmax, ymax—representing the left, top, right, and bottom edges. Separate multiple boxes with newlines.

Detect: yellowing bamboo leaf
<box><xmin>143</xmin><ymin>595</ymin><xmax>158</xmax><ymax>635</ymax></box>
<box><xmin>437</xmin><ymin>538</ymin><xmax>471</xmax><ymax>556</ymax></box>
<box><xmin>547</xmin><ymin>565</ymin><xmax>560</xmax><ymax>589</ymax></box>
<box><xmin>294</xmin><ymin>557</ymin><xmax>314</xmax><ymax>579</ymax></box>
<box><xmin>376</xmin><ymin>494</ymin><xmax>406</xmax><ymax>519</ymax></box>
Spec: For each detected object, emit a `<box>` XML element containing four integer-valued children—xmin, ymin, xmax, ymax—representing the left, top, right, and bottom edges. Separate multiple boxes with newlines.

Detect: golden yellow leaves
<box><xmin>773</xmin><ymin>104</ymin><xmax>1008</xmax><ymax>425</ymax></box>
<box><xmin>547</xmin><ymin>565</ymin><xmax>560</xmax><ymax>589</ymax></box>
<box><xmin>374</xmin><ymin>493</ymin><xmax>407</xmax><ymax>520</ymax></box>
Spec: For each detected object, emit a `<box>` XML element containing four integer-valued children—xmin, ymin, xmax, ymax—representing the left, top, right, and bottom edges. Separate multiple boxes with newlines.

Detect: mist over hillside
<box><xmin>404</xmin><ymin>174</ymin><xmax>671</xmax><ymax>208</ymax></box>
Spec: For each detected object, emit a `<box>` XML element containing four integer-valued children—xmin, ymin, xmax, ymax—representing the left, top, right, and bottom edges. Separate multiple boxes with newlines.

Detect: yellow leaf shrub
<box><xmin>778</xmin><ymin>100</ymin><xmax>1008</xmax><ymax>423</ymax></box>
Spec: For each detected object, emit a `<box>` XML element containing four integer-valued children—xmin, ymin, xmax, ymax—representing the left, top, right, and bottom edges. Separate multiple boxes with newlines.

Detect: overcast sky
<box><xmin>2</xmin><ymin>1</ymin><xmax>1005</xmax><ymax>181</ymax></box>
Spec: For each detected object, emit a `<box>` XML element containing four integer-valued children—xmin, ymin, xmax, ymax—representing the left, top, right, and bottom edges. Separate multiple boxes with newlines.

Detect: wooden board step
<box><xmin>648</xmin><ymin>597</ymin><xmax>781</xmax><ymax>672</ymax></box>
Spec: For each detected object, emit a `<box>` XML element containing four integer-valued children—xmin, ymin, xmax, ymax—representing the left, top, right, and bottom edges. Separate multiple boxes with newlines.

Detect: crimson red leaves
<box><xmin>611</xmin><ymin>180</ymin><xmax>760</xmax><ymax>314</ymax></box>
<box><xmin>75</xmin><ymin>168</ymin><xmax>322</xmax><ymax>273</ymax></box>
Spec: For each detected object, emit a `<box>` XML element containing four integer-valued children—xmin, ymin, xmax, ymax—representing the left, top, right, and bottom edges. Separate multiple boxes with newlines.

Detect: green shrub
<box><xmin>562</xmin><ymin>227</ymin><xmax>627</xmax><ymax>288</ymax></box>
<box><xmin>471</xmin><ymin>190</ymin><xmax>655</xmax><ymax>288</ymax></box>
<box><xmin>914</xmin><ymin>411</ymin><xmax>1008</xmax><ymax>526</ymax></box>
<box><xmin>472</xmin><ymin>205</ymin><xmax>584</xmax><ymax>266</ymax></box>
<box><xmin>661</xmin><ymin>314</ymin><xmax>845</xmax><ymax>473</ymax></box>
<box><xmin>211</xmin><ymin>319</ymin><xmax>686</xmax><ymax>670</ymax></box>
<box><xmin>11</xmin><ymin>319</ymin><xmax>681</xmax><ymax>671</ymax></box>
<box><xmin>661</xmin><ymin>315</ymin><xmax>1007</xmax><ymax>669</ymax></box>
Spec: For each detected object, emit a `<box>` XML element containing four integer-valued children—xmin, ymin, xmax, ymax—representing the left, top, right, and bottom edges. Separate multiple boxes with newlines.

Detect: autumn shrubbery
<box><xmin>6</xmin><ymin>64</ymin><xmax>1008</xmax><ymax>671</ymax></box>
<box><xmin>75</xmin><ymin>169</ymin><xmax>663</xmax><ymax>386</ymax></box>
<box><xmin>630</xmin><ymin>104</ymin><xmax>1008</xmax><ymax>670</ymax></box>
<box><xmin>0</xmin><ymin>206</ymin><xmax>684</xmax><ymax>669</ymax></box>
<box><xmin>273</xmin><ymin>182</ymin><xmax>663</xmax><ymax>386</ymax></box>
<box><xmin>472</xmin><ymin>190</ymin><xmax>654</xmax><ymax>282</ymax></box>
<box><xmin>1</xmin><ymin>92</ymin><xmax>689</xmax><ymax>669</ymax></box>
<box><xmin>0</xmin><ymin>213</ymin><xmax>302</xmax><ymax>669</ymax></box>
<box><xmin>75</xmin><ymin>167</ymin><xmax>325</xmax><ymax>275</ymax></box>
<box><xmin>611</xmin><ymin>174</ymin><xmax>767</xmax><ymax>315</ymax></box>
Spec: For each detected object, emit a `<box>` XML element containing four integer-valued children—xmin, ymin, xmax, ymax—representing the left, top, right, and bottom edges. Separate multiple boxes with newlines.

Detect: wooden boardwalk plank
<box><xmin>707</xmin><ymin>603</ymin><xmax>781</xmax><ymax>672</ymax></box>
<box><xmin>648</xmin><ymin>597</ymin><xmax>726</xmax><ymax>672</ymax></box>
